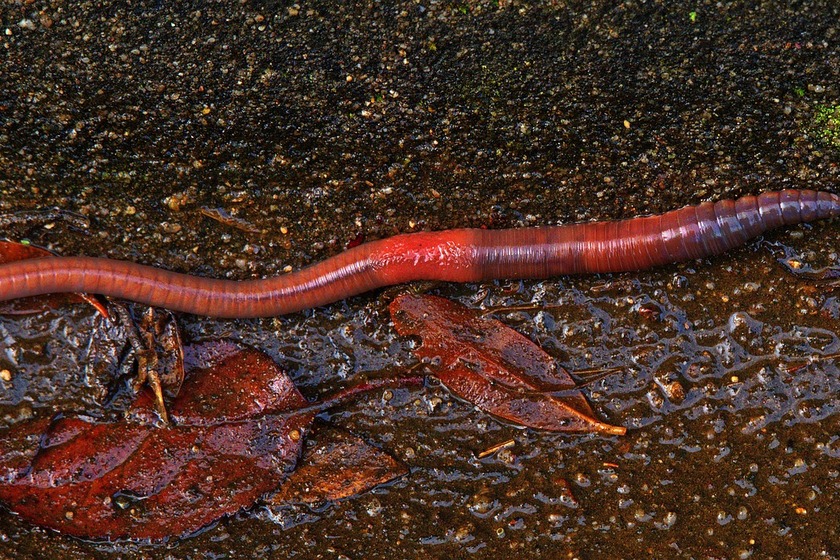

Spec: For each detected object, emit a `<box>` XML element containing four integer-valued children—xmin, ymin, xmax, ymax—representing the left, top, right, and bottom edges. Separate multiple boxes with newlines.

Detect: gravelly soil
<box><xmin>1</xmin><ymin>1</ymin><xmax>839</xmax><ymax>558</ymax></box>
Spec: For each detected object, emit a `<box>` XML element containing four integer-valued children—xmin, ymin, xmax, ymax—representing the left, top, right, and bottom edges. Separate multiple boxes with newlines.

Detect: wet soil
<box><xmin>1</xmin><ymin>1</ymin><xmax>839</xmax><ymax>558</ymax></box>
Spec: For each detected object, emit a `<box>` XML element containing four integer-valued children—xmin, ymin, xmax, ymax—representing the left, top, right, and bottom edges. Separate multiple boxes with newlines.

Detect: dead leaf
<box><xmin>0</xmin><ymin>341</ymin><xmax>313</xmax><ymax>541</ymax></box>
<box><xmin>121</xmin><ymin>307</ymin><xmax>186</xmax><ymax>424</ymax></box>
<box><xmin>390</xmin><ymin>294</ymin><xmax>625</xmax><ymax>435</ymax></box>
<box><xmin>271</xmin><ymin>424</ymin><xmax>408</xmax><ymax>505</ymax></box>
<box><xmin>138</xmin><ymin>308</ymin><xmax>185</xmax><ymax>399</ymax></box>
<box><xmin>0</xmin><ymin>341</ymin><xmax>419</xmax><ymax>541</ymax></box>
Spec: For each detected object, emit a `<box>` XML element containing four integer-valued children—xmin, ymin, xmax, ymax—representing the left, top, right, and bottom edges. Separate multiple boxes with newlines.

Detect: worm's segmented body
<box><xmin>0</xmin><ymin>189</ymin><xmax>837</xmax><ymax>318</ymax></box>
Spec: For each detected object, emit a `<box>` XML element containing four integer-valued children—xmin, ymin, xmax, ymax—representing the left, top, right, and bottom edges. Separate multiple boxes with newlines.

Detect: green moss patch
<box><xmin>813</xmin><ymin>104</ymin><xmax>840</xmax><ymax>150</ymax></box>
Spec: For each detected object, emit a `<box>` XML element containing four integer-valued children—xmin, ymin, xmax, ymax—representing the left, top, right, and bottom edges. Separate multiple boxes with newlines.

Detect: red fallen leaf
<box><xmin>0</xmin><ymin>417</ymin><xmax>53</xmax><ymax>484</ymax></box>
<box><xmin>390</xmin><ymin>294</ymin><xmax>625</xmax><ymax>435</ymax></box>
<box><xmin>131</xmin><ymin>340</ymin><xmax>310</xmax><ymax>425</ymax></box>
<box><xmin>270</xmin><ymin>424</ymin><xmax>408</xmax><ymax>505</ymax></box>
<box><xmin>0</xmin><ymin>340</ymin><xmax>313</xmax><ymax>541</ymax></box>
<box><xmin>0</xmin><ymin>240</ymin><xmax>109</xmax><ymax>317</ymax></box>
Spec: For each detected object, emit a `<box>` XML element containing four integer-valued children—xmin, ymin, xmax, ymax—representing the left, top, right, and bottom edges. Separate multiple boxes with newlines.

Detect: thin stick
<box><xmin>476</xmin><ymin>438</ymin><xmax>515</xmax><ymax>459</ymax></box>
<box><xmin>0</xmin><ymin>208</ymin><xmax>90</xmax><ymax>230</ymax></box>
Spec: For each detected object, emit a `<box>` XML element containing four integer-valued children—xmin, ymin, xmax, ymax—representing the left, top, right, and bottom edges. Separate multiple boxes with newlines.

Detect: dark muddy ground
<box><xmin>1</xmin><ymin>1</ymin><xmax>839</xmax><ymax>558</ymax></box>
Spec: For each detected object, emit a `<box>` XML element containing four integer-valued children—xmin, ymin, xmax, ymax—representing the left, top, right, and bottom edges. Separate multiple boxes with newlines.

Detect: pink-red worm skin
<box><xmin>0</xmin><ymin>189</ymin><xmax>837</xmax><ymax>318</ymax></box>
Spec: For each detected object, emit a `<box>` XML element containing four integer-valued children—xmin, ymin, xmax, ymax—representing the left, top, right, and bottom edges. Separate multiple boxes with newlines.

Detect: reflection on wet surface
<box><xmin>1</xmin><ymin>225</ymin><xmax>837</xmax><ymax>558</ymax></box>
<box><xmin>2</xmin><ymin>0</ymin><xmax>839</xmax><ymax>555</ymax></box>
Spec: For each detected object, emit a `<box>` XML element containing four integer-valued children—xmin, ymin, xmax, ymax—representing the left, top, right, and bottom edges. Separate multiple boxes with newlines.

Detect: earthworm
<box><xmin>0</xmin><ymin>189</ymin><xmax>837</xmax><ymax>318</ymax></box>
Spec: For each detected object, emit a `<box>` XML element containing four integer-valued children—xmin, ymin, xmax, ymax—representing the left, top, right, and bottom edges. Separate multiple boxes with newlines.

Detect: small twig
<box><xmin>479</xmin><ymin>303</ymin><xmax>568</xmax><ymax>316</ymax></box>
<box><xmin>199</xmin><ymin>207</ymin><xmax>261</xmax><ymax>235</ymax></box>
<box><xmin>781</xmin><ymin>352</ymin><xmax>840</xmax><ymax>374</ymax></box>
<box><xmin>476</xmin><ymin>438</ymin><xmax>515</xmax><ymax>459</ymax></box>
<box><xmin>571</xmin><ymin>366</ymin><xmax>624</xmax><ymax>387</ymax></box>
<box><xmin>312</xmin><ymin>375</ymin><xmax>425</xmax><ymax>413</ymax></box>
<box><xmin>0</xmin><ymin>208</ymin><xmax>90</xmax><ymax>230</ymax></box>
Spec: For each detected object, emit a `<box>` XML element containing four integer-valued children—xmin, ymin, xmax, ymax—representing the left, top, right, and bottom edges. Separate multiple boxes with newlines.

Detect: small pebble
<box><xmin>365</xmin><ymin>497</ymin><xmax>382</xmax><ymax>516</ymax></box>
<box><xmin>665</xmin><ymin>380</ymin><xmax>685</xmax><ymax>403</ymax></box>
<box><xmin>468</xmin><ymin>489</ymin><xmax>495</xmax><ymax>515</ymax></box>
<box><xmin>453</xmin><ymin>525</ymin><xmax>472</xmax><ymax>542</ymax></box>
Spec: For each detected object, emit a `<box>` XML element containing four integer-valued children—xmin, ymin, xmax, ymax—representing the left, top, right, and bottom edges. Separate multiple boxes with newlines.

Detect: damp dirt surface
<box><xmin>1</xmin><ymin>1</ymin><xmax>840</xmax><ymax>558</ymax></box>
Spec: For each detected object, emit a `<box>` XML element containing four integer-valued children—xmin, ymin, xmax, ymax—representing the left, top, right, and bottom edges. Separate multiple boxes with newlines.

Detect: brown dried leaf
<box><xmin>271</xmin><ymin>425</ymin><xmax>408</xmax><ymax>505</ymax></box>
<box><xmin>390</xmin><ymin>294</ymin><xmax>625</xmax><ymax>435</ymax></box>
<box><xmin>139</xmin><ymin>308</ymin><xmax>185</xmax><ymax>398</ymax></box>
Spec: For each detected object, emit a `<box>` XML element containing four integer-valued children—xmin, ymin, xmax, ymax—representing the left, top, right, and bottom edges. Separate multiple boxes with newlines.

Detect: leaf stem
<box><xmin>302</xmin><ymin>375</ymin><xmax>426</xmax><ymax>416</ymax></box>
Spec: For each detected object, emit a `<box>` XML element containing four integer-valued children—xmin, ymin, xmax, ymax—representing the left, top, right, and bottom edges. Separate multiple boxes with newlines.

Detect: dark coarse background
<box><xmin>1</xmin><ymin>1</ymin><xmax>839</xmax><ymax>559</ymax></box>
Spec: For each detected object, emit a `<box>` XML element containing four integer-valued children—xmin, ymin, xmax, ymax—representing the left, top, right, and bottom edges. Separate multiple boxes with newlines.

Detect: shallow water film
<box><xmin>1</xmin><ymin>0</ymin><xmax>839</xmax><ymax>558</ymax></box>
